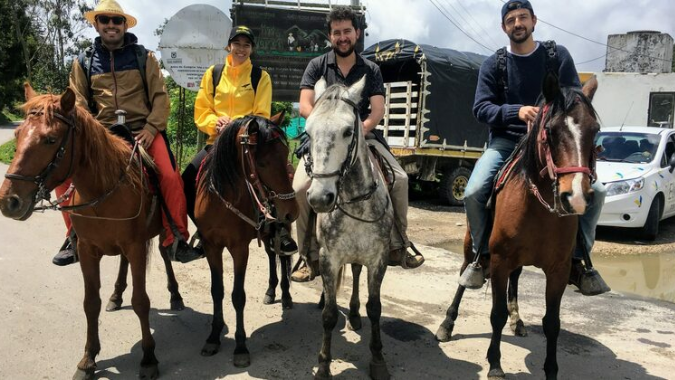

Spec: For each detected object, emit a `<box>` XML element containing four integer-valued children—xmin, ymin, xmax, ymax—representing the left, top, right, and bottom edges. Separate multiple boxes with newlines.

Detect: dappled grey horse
<box><xmin>305</xmin><ymin>76</ymin><xmax>394</xmax><ymax>380</ymax></box>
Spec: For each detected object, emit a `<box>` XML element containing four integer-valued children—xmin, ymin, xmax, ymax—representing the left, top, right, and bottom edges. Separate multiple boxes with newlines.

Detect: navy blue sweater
<box><xmin>473</xmin><ymin>42</ymin><xmax>581</xmax><ymax>141</ymax></box>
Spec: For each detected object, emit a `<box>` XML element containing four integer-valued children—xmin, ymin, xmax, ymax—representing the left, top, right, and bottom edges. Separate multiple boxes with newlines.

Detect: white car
<box><xmin>595</xmin><ymin>126</ymin><xmax>675</xmax><ymax>240</ymax></box>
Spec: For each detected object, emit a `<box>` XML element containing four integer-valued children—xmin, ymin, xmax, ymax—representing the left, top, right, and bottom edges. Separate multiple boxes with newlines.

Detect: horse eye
<box><xmin>343</xmin><ymin>129</ymin><xmax>353</xmax><ymax>138</ymax></box>
<box><xmin>45</xmin><ymin>136</ymin><xmax>57</xmax><ymax>145</ymax></box>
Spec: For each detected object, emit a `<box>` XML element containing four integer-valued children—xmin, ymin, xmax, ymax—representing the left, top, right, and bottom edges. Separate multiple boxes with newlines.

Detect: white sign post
<box><xmin>159</xmin><ymin>4</ymin><xmax>231</xmax><ymax>91</ymax></box>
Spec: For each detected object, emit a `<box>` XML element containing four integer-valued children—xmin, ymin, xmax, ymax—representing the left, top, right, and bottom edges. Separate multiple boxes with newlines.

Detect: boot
<box><xmin>388</xmin><ymin>247</ymin><xmax>425</xmax><ymax>269</ymax></box>
<box><xmin>52</xmin><ymin>234</ymin><xmax>78</xmax><ymax>266</ymax></box>
<box><xmin>168</xmin><ymin>238</ymin><xmax>203</xmax><ymax>263</ymax></box>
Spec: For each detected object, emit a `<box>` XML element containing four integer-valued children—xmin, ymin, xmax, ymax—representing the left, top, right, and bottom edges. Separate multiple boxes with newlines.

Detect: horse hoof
<box><xmin>370</xmin><ymin>360</ymin><xmax>390</xmax><ymax>380</ymax></box>
<box><xmin>487</xmin><ymin>368</ymin><xmax>506</xmax><ymax>379</ymax></box>
<box><xmin>201</xmin><ymin>342</ymin><xmax>220</xmax><ymax>357</ymax></box>
<box><xmin>281</xmin><ymin>297</ymin><xmax>293</xmax><ymax>310</ymax></box>
<box><xmin>233</xmin><ymin>352</ymin><xmax>251</xmax><ymax>368</ymax></box>
<box><xmin>105</xmin><ymin>300</ymin><xmax>122</xmax><ymax>312</ymax></box>
<box><xmin>138</xmin><ymin>364</ymin><xmax>159</xmax><ymax>380</ymax></box>
<box><xmin>314</xmin><ymin>370</ymin><xmax>332</xmax><ymax>380</ymax></box>
<box><xmin>511</xmin><ymin>321</ymin><xmax>528</xmax><ymax>337</ymax></box>
<box><xmin>263</xmin><ymin>294</ymin><xmax>275</xmax><ymax>305</ymax></box>
<box><xmin>171</xmin><ymin>299</ymin><xmax>185</xmax><ymax>311</ymax></box>
<box><xmin>347</xmin><ymin>315</ymin><xmax>362</xmax><ymax>331</ymax></box>
<box><xmin>72</xmin><ymin>368</ymin><xmax>95</xmax><ymax>380</ymax></box>
<box><xmin>435</xmin><ymin>325</ymin><xmax>454</xmax><ymax>342</ymax></box>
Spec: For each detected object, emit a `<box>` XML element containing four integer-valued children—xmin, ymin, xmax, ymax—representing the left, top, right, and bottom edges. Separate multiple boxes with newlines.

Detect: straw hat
<box><xmin>84</xmin><ymin>0</ymin><xmax>137</xmax><ymax>29</ymax></box>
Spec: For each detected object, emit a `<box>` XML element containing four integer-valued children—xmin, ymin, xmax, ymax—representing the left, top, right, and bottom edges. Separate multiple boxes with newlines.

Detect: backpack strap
<box><xmin>134</xmin><ymin>44</ymin><xmax>149</xmax><ymax>104</ymax></box>
<box><xmin>542</xmin><ymin>40</ymin><xmax>558</xmax><ymax>75</ymax></box>
<box><xmin>495</xmin><ymin>46</ymin><xmax>508</xmax><ymax>102</ymax></box>
<box><xmin>211</xmin><ymin>64</ymin><xmax>263</xmax><ymax>98</ymax></box>
<box><xmin>79</xmin><ymin>45</ymin><xmax>96</xmax><ymax>114</ymax></box>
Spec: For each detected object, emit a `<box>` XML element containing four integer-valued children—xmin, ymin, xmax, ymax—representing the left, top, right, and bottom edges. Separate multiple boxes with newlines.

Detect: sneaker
<box><xmin>169</xmin><ymin>239</ymin><xmax>203</xmax><ymax>263</ymax></box>
<box><xmin>52</xmin><ymin>237</ymin><xmax>78</xmax><ymax>266</ymax></box>
<box><xmin>388</xmin><ymin>247</ymin><xmax>425</xmax><ymax>269</ymax></box>
<box><xmin>291</xmin><ymin>259</ymin><xmax>320</xmax><ymax>282</ymax></box>
<box><xmin>271</xmin><ymin>228</ymin><xmax>298</xmax><ymax>256</ymax></box>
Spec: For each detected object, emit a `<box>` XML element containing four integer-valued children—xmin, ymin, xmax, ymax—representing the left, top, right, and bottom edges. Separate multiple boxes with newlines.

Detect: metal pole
<box><xmin>177</xmin><ymin>87</ymin><xmax>186</xmax><ymax>169</ymax></box>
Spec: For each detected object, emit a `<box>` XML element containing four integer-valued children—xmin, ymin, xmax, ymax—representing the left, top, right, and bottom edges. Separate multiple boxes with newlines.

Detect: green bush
<box><xmin>0</xmin><ymin>139</ymin><xmax>16</xmax><ymax>164</ymax></box>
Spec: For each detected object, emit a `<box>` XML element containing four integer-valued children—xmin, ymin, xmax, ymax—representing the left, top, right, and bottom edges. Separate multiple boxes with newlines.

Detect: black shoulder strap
<box><xmin>542</xmin><ymin>40</ymin><xmax>558</xmax><ymax>75</ymax></box>
<box><xmin>251</xmin><ymin>66</ymin><xmax>262</xmax><ymax>94</ymax></box>
<box><xmin>212</xmin><ymin>64</ymin><xmax>225</xmax><ymax>98</ymax></box>
<box><xmin>134</xmin><ymin>44</ymin><xmax>149</xmax><ymax>104</ymax></box>
<box><xmin>79</xmin><ymin>46</ymin><xmax>96</xmax><ymax>114</ymax></box>
<box><xmin>496</xmin><ymin>47</ymin><xmax>508</xmax><ymax>102</ymax></box>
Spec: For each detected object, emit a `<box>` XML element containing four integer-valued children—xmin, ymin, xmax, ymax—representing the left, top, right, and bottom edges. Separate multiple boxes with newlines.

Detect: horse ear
<box><xmin>314</xmin><ymin>77</ymin><xmax>327</xmax><ymax>102</ymax></box>
<box><xmin>247</xmin><ymin>118</ymin><xmax>260</xmax><ymax>135</ymax></box>
<box><xmin>345</xmin><ymin>75</ymin><xmax>366</xmax><ymax>104</ymax></box>
<box><xmin>270</xmin><ymin>110</ymin><xmax>285</xmax><ymax>125</ymax></box>
<box><xmin>542</xmin><ymin>71</ymin><xmax>561</xmax><ymax>103</ymax></box>
<box><xmin>60</xmin><ymin>88</ymin><xmax>76</xmax><ymax>114</ymax></box>
<box><xmin>24</xmin><ymin>82</ymin><xmax>37</xmax><ymax>101</ymax></box>
<box><xmin>582</xmin><ymin>75</ymin><xmax>598</xmax><ymax>101</ymax></box>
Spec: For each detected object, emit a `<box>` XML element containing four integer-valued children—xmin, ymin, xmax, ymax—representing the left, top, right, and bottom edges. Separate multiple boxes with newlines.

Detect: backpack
<box><xmin>78</xmin><ymin>44</ymin><xmax>149</xmax><ymax>114</ymax></box>
<box><xmin>211</xmin><ymin>63</ymin><xmax>262</xmax><ymax>98</ymax></box>
<box><xmin>495</xmin><ymin>40</ymin><xmax>558</xmax><ymax>102</ymax></box>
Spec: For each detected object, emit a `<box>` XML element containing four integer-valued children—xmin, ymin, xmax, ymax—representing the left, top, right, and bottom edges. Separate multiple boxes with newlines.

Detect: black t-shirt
<box><xmin>300</xmin><ymin>50</ymin><xmax>385</xmax><ymax>121</ymax></box>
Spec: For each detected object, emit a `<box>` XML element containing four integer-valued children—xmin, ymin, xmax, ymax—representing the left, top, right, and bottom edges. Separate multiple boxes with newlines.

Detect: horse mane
<box><xmin>21</xmin><ymin>94</ymin><xmax>142</xmax><ymax>191</ymax></box>
<box><xmin>199</xmin><ymin>115</ymin><xmax>287</xmax><ymax>200</ymax></box>
<box><xmin>517</xmin><ymin>86</ymin><xmax>597</xmax><ymax>180</ymax></box>
<box><xmin>313</xmin><ymin>85</ymin><xmax>349</xmax><ymax>117</ymax></box>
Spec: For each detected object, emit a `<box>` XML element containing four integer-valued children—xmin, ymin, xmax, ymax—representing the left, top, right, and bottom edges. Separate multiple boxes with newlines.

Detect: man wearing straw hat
<box><xmin>52</xmin><ymin>0</ymin><xmax>202</xmax><ymax>265</ymax></box>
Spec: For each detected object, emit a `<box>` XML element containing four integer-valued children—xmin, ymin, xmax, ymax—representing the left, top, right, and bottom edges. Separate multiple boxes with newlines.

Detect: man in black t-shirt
<box><xmin>290</xmin><ymin>6</ymin><xmax>424</xmax><ymax>282</ymax></box>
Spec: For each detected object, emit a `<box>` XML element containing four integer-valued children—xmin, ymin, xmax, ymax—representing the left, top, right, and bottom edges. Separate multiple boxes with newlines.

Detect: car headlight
<box><xmin>605</xmin><ymin>178</ymin><xmax>645</xmax><ymax>196</ymax></box>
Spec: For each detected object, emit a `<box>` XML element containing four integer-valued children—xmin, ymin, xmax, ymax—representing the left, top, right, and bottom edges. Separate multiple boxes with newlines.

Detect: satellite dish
<box><xmin>159</xmin><ymin>4</ymin><xmax>231</xmax><ymax>91</ymax></box>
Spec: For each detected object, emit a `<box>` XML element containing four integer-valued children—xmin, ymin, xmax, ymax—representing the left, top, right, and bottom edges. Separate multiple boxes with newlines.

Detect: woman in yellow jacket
<box><xmin>183</xmin><ymin>26</ymin><xmax>297</xmax><ymax>253</ymax></box>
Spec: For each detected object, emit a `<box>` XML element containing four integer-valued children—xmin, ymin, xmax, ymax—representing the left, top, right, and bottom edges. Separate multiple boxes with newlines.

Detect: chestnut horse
<box><xmin>0</xmin><ymin>85</ymin><xmax>182</xmax><ymax>380</ymax></box>
<box><xmin>194</xmin><ymin>114</ymin><xmax>298</xmax><ymax>367</ymax></box>
<box><xmin>436</xmin><ymin>75</ymin><xmax>600</xmax><ymax>380</ymax></box>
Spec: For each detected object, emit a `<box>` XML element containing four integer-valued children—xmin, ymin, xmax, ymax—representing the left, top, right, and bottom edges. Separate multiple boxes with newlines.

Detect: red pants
<box><xmin>56</xmin><ymin>133</ymin><xmax>189</xmax><ymax>246</ymax></box>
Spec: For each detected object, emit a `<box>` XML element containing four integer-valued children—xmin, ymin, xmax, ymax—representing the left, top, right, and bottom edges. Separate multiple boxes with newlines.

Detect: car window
<box><xmin>664</xmin><ymin>136</ymin><xmax>675</xmax><ymax>168</ymax></box>
<box><xmin>596</xmin><ymin>132</ymin><xmax>659</xmax><ymax>164</ymax></box>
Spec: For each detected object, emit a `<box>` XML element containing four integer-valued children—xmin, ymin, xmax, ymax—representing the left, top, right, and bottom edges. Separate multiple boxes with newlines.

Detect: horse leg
<box><xmin>486</xmin><ymin>263</ymin><xmax>510</xmax><ymax>379</ymax></box>
<box><xmin>231</xmin><ymin>244</ymin><xmax>251</xmax><ymax>368</ymax></box>
<box><xmin>347</xmin><ymin>264</ymin><xmax>362</xmax><ymax>331</ymax></box>
<box><xmin>158</xmin><ymin>243</ymin><xmax>185</xmax><ymax>311</ymax></box>
<box><xmin>202</xmin><ymin>244</ymin><xmax>225</xmax><ymax>357</ymax></box>
<box><xmin>435</xmin><ymin>284</ymin><xmax>466</xmax><ymax>342</ymax></box>
<box><xmin>542</xmin><ymin>266</ymin><xmax>570</xmax><ymax>380</ymax></box>
<box><xmin>73</xmin><ymin>253</ymin><xmax>102</xmax><ymax>380</ymax></box>
<box><xmin>280</xmin><ymin>255</ymin><xmax>293</xmax><ymax>310</ymax></box>
<box><xmin>508</xmin><ymin>266</ymin><xmax>527</xmax><ymax>337</ymax></box>
<box><xmin>366</xmin><ymin>263</ymin><xmax>390</xmax><ymax>380</ymax></box>
<box><xmin>128</xmin><ymin>245</ymin><xmax>159</xmax><ymax>380</ymax></box>
<box><xmin>106</xmin><ymin>255</ymin><xmax>128</xmax><ymax>312</ymax></box>
<box><xmin>318</xmin><ymin>291</ymin><xmax>325</xmax><ymax>310</ymax></box>
<box><xmin>263</xmin><ymin>248</ymin><xmax>278</xmax><ymax>305</ymax></box>
<box><xmin>316</xmin><ymin>264</ymin><xmax>339</xmax><ymax>380</ymax></box>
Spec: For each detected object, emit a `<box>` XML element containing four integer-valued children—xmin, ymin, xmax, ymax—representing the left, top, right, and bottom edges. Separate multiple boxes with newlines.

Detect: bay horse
<box><xmin>304</xmin><ymin>76</ymin><xmax>394</xmax><ymax>380</ymax></box>
<box><xmin>194</xmin><ymin>114</ymin><xmax>298</xmax><ymax>367</ymax></box>
<box><xmin>0</xmin><ymin>85</ymin><xmax>184</xmax><ymax>379</ymax></box>
<box><xmin>436</xmin><ymin>74</ymin><xmax>600</xmax><ymax>380</ymax></box>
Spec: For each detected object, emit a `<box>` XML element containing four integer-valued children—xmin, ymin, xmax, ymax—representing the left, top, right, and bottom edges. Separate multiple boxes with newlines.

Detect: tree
<box><xmin>0</xmin><ymin>0</ymin><xmax>32</xmax><ymax>110</ymax></box>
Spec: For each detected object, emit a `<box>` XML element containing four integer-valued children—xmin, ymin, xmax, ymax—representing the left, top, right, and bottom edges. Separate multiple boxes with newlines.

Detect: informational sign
<box><xmin>159</xmin><ymin>4</ymin><xmax>231</xmax><ymax>91</ymax></box>
<box><xmin>232</xmin><ymin>4</ymin><xmax>366</xmax><ymax>102</ymax></box>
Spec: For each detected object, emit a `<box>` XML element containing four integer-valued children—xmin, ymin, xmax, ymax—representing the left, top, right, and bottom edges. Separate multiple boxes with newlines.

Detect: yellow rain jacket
<box><xmin>194</xmin><ymin>55</ymin><xmax>272</xmax><ymax>145</ymax></box>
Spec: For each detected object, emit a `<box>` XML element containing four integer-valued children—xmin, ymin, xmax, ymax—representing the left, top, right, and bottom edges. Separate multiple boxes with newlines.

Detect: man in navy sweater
<box><xmin>465</xmin><ymin>0</ymin><xmax>607</xmax><ymax>295</ymax></box>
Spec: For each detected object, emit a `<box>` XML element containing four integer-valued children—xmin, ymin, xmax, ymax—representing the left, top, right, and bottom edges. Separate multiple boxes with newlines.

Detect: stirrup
<box><xmin>458</xmin><ymin>262</ymin><xmax>486</xmax><ymax>289</ymax></box>
<box><xmin>578</xmin><ymin>268</ymin><xmax>611</xmax><ymax>296</ymax></box>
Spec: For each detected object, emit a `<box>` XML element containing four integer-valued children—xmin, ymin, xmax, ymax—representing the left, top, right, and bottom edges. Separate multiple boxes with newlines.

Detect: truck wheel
<box><xmin>640</xmin><ymin>196</ymin><xmax>661</xmax><ymax>241</ymax></box>
<box><xmin>439</xmin><ymin>167</ymin><xmax>472</xmax><ymax>206</ymax></box>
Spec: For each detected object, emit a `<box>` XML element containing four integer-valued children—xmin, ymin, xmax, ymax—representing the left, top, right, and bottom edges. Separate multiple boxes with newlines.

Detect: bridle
<box><xmin>304</xmin><ymin>97</ymin><xmax>388</xmax><ymax>223</ymax></box>
<box><xmin>529</xmin><ymin>99</ymin><xmax>597</xmax><ymax>215</ymax></box>
<box><xmin>210</xmin><ymin>119</ymin><xmax>296</xmax><ymax>231</ymax></box>
<box><xmin>5</xmin><ymin>110</ymin><xmax>76</xmax><ymax>205</ymax></box>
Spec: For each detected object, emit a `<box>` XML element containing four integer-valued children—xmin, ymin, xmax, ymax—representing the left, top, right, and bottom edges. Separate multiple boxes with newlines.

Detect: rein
<box><xmin>528</xmin><ymin>101</ymin><xmax>596</xmax><ymax>215</ymax></box>
<box><xmin>305</xmin><ymin>97</ymin><xmax>388</xmax><ymax>223</ymax></box>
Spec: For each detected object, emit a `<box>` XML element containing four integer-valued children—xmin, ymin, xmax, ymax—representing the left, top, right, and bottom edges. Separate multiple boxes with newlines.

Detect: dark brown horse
<box><xmin>0</xmin><ymin>85</ymin><xmax>183</xmax><ymax>380</ymax></box>
<box><xmin>436</xmin><ymin>75</ymin><xmax>600</xmax><ymax>380</ymax></box>
<box><xmin>194</xmin><ymin>114</ymin><xmax>298</xmax><ymax>367</ymax></box>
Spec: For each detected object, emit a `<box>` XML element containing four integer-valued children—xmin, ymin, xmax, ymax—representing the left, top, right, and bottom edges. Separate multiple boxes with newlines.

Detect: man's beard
<box><xmin>509</xmin><ymin>26</ymin><xmax>534</xmax><ymax>44</ymax></box>
<box><xmin>333</xmin><ymin>43</ymin><xmax>355</xmax><ymax>57</ymax></box>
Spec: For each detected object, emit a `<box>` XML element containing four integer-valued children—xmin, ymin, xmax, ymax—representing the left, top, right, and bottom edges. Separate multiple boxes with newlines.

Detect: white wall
<box><xmin>592</xmin><ymin>72</ymin><xmax>675</xmax><ymax>127</ymax></box>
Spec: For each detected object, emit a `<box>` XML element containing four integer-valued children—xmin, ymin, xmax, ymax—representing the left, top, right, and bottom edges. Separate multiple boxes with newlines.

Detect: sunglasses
<box><xmin>506</xmin><ymin>1</ymin><xmax>527</xmax><ymax>11</ymax></box>
<box><xmin>96</xmin><ymin>15</ymin><xmax>126</xmax><ymax>25</ymax></box>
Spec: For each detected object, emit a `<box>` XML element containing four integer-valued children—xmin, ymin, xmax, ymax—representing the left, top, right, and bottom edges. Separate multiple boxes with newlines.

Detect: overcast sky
<box><xmin>102</xmin><ymin>0</ymin><xmax>675</xmax><ymax>73</ymax></box>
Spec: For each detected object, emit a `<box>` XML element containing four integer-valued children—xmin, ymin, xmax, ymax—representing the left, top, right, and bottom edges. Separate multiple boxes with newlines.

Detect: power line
<box><xmin>575</xmin><ymin>54</ymin><xmax>606</xmax><ymax>65</ymax></box>
<box><xmin>440</xmin><ymin>0</ymin><xmax>498</xmax><ymax>50</ymax></box>
<box><xmin>449</xmin><ymin>0</ymin><xmax>502</xmax><ymax>49</ymax></box>
<box><xmin>428</xmin><ymin>0</ymin><xmax>494</xmax><ymax>53</ymax></box>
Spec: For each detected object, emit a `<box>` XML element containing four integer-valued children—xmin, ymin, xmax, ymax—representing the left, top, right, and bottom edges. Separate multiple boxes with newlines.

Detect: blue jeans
<box><xmin>463</xmin><ymin>137</ymin><xmax>606</xmax><ymax>259</ymax></box>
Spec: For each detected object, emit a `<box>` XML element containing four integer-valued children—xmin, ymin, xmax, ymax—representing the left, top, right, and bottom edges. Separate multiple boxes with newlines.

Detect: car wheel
<box><xmin>641</xmin><ymin>196</ymin><xmax>661</xmax><ymax>241</ymax></box>
<box><xmin>439</xmin><ymin>167</ymin><xmax>472</xmax><ymax>206</ymax></box>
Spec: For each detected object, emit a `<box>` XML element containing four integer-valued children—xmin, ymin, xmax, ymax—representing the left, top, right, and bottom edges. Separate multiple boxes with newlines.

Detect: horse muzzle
<box><xmin>307</xmin><ymin>182</ymin><xmax>337</xmax><ymax>213</ymax></box>
<box><xmin>0</xmin><ymin>192</ymin><xmax>36</xmax><ymax>221</ymax></box>
<box><xmin>559</xmin><ymin>188</ymin><xmax>593</xmax><ymax>215</ymax></box>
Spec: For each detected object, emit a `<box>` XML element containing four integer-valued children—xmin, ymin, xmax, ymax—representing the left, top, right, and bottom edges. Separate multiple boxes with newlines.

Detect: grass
<box><xmin>0</xmin><ymin>139</ymin><xmax>16</xmax><ymax>164</ymax></box>
<box><xmin>0</xmin><ymin>108</ymin><xmax>22</xmax><ymax>125</ymax></box>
